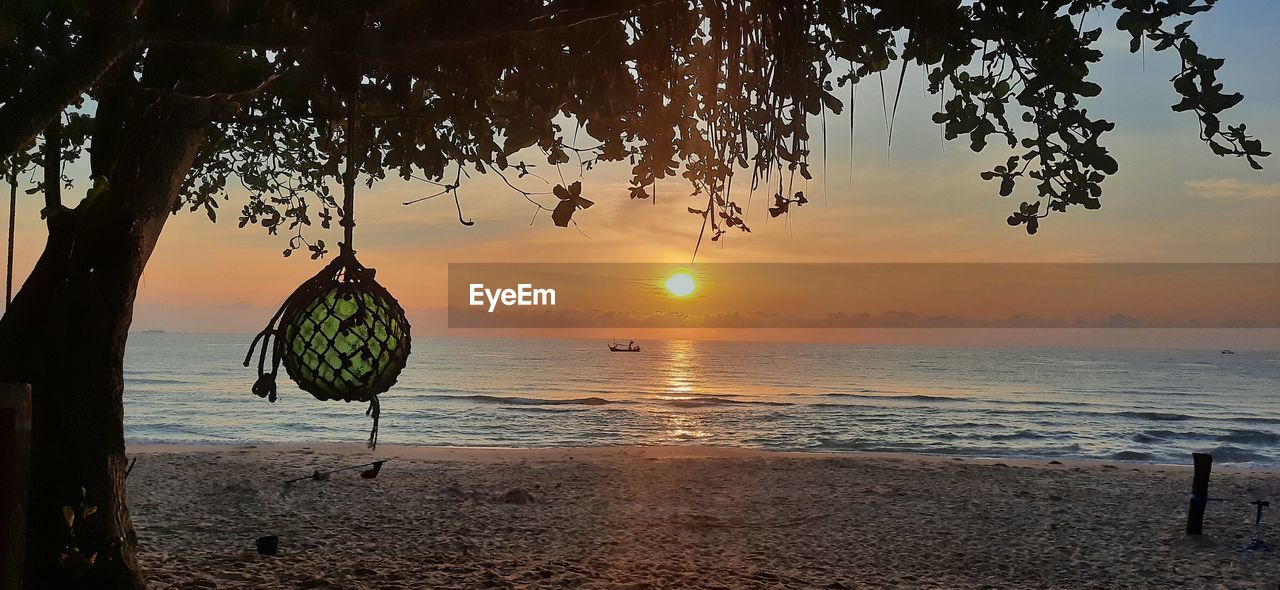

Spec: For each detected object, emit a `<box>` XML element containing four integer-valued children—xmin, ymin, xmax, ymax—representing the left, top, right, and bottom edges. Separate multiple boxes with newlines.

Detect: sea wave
<box><xmin>921</xmin><ymin>429</ymin><xmax>1054</xmax><ymax>442</ymax></box>
<box><xmin>431</xmin><ymin>394</ymin><xmax>622</xmax><ymax>406</ymax></box>
<box><xmin>664</xmin><ymin>396</ymin><xmax>792</xmax><ymax>408</ymax></box>
<box><xmin>1015</xmin><ymin>399</ymin><xmax>1094</xmax><ymax>407</ymax></box>
<box><xmin>986</xmin><ymin>430</ymin><xmax>1053</xmax><ymax>441</ymax></box>
<box><xmin>809</xmin><ymin>439</ymin><xmax>923</xmax><ymax>452</ymax></box>
<box><xmin>1110</xmin><ymin>451</ymin><xmax>1155</xmax><ymax>461</ymax></box>
<box><xmin>819</xmin><ymin>393</ymin><xmax>969</xmax><ymax>402</ymax></box>
<box><xmin>817</xmin><ymin>393</ymin><xmax>1096</xmax><ymax>408</ymax></box>
<box><xmin>126</xmin><ymin>378</ymin><xmax>197</xmax><ymax>385</ymax></box>
<box><xmin>497</xmin><ymin>406</ymin><xmax>589</xmax><ymax>414</ymax></box>
<box><xmin>1131</xmin><ymin>433</ymin><xmax>1164</xmax><ymax>444</ymax></box>
<box><xmin>1226</xmin><ymin>416</ymin><xmax>1280</xmax><ymax>425</ymax></box>
<box><xmin>1135</xmin><ymin>429</ymin><xmax>1280</xmax><ymax>446</ymax></box>
<box><xmin>817</xmin><ymin>388</ymin><xmax>888</xmax><ymax>395</ymax></box>
<box><xmin>1203</xmin><ymin>446</ymin><xmax>1272</xmax><ymax>464</ymax></box>
<box><xmin>1113</xmin><ymin>411</ymin><xmax>1198</xmax><ymax>421</ymax></box>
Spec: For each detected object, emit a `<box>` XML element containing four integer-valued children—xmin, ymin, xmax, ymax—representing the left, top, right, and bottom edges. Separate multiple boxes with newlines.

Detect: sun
<box><xmin>664</xmin><ymin>271</ymin><xmax>698</xmax><ymax>298</ymax></box>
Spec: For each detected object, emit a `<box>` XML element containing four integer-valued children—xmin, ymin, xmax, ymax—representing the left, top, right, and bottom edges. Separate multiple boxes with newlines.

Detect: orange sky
<box><xmin>444</xmin><ymin>263</ymin><xmax>1280</xmax><ymax>328</ymax></box>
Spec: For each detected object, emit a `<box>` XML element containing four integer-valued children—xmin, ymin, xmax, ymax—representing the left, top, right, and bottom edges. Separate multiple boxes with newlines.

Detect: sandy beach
<box><xmin>126</xmin><ymin>444</ymin><xmax>1280</xmax><ymax>589</ymax></box>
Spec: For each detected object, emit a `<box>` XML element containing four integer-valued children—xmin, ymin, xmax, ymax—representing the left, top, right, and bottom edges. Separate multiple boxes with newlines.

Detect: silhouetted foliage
<box><xmin>0</xmin><ymin>0</ymin><xmax>1269</xmax><ymax>244</ymax></box>
<box><xmin>0</xmin><ymin>4</ymin><xmax>1270</xmax><ymax>588</ymax></box>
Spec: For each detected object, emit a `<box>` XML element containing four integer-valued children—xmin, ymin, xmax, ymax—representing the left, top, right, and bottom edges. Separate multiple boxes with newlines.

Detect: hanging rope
<box><xmin>6</xmin><ymin>163</ymin><xmax>15</xmax><ymax>308</ymax></box>
<box><xmin>342</xmin><ymin>93</ymin><xmax>357</xmax><ymax>257</ymax></box>
<box><xmin>245</xmin><ymin>88</ymin><xmax>411</xmax><ymax>449</ymax></box>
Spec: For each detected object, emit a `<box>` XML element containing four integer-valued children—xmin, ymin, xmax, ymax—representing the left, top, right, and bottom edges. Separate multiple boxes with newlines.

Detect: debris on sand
<box><xmin>497</xmin><ymin>488</ymin><xmax>536</xmax><ymax>504</ymax></box>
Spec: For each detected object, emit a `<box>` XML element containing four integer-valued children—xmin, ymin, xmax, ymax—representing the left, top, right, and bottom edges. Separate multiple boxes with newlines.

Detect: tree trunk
<box><xmin>0</xmin><ymin>90</ymin><xmax>208</xmax><ymax>589</ymax></box>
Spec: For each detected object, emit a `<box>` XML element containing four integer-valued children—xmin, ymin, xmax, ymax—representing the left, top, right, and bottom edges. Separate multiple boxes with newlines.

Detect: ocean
<box><xmin>123</xmin><ymin>333</ymin><xmax>1280</xmax><ymax>465</ymax></box>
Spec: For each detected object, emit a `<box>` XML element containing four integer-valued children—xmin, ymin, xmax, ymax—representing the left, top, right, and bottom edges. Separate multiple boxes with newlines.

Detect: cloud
<box><xmin>1184</xmin><ymin>178</ymin><xmax>1280</xmax><ymax>200</ymax></box>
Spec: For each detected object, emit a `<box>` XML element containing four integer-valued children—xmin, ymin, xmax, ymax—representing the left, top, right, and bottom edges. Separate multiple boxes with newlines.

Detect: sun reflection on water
<box><xmin>663</xmin><ymin>340</ymin><xmax>697</xmax><ymax>395</ymax></box>
<box><xmin>655</xmin><ymin>341</ymin><xmax>713</xmax><ymax>442</ymax></box>
<box><xmin>662</xmin><ymin>413</ymin><xmax>712</xmax><ymax>441</ymax></box>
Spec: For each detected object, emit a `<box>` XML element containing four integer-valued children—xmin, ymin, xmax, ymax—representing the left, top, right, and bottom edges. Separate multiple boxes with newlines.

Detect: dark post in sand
<box><xmin>1186</xmin><ymin>452</ymin><xmax>1213</xmax><ymax>535</ymax></box>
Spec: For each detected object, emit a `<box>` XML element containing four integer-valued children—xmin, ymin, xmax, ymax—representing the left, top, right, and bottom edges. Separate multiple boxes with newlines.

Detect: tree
<box><xmin>0</xmin><ymin>0</ymin><xmax>1267</xmax><ymax>587</ymax></box>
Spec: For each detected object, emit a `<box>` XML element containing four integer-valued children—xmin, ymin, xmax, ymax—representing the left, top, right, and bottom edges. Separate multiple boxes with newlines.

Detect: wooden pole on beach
<box><xmin>1</xmin><ymin>383</ymin><xmax>32</xmax><ymax>590</ymax></box>
<box><xmin>1186</xmin><ymin>452</ymin><xmax>1213</xmax><ymax>535</ymax></box>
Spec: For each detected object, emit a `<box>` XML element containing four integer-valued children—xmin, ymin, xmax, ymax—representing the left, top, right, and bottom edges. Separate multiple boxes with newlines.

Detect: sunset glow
<box><xmin>6</xmin><ymin>2</ymin><xmax>1280</xmax><ymax>589</ymax></box>
<box><xmin>664</xmin><ymin>271</ymin><xmax>698</xmax><ymax>298</ymax></box>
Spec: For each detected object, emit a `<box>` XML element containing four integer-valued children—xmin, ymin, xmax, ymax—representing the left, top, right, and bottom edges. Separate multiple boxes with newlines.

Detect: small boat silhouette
<box><xmin>1221</xmin><ymin>349</ymin><xmax>1236</xmax><ymax>355</ymax></box>
<box><xmin>609</xmin><ymin>341</ymin><xmax>641</xmax><ymax>352</ymax></box>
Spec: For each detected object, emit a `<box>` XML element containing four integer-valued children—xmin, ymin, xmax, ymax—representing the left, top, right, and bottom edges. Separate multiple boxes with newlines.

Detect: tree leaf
<box><xmin>551</xmin><ymin>200</ymin><xmax>575</xmax><ymax>227</ymax></box>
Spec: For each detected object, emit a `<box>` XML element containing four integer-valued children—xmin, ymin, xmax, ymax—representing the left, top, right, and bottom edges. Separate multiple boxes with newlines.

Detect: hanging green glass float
<box><xmin>245</xmin><ymin>95</ymin><xmax>409</xmax><ymax>448</ymax></box>
<box><xmin>280</xmin><ymin>277</ymin><xmax>408</xmax><ymax>403</ymax></box>
<box><xmin>245</xmin><ymin>254</ymin><xmax>411</xmax><ymax>447</ymax></box>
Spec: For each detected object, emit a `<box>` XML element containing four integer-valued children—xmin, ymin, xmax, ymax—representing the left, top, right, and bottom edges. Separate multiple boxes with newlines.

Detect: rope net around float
<box><xmin>281</xmin><ymin>266</ymin><xmax>409</xmax><ymax>404</ymax></box>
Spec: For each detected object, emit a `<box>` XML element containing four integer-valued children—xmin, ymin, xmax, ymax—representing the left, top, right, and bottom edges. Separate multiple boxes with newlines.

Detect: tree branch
<box><xmin>0</xmin><ymin>8</ymin><xmax>139</xmax><ymax>160</ymax></box>
<box><xmin>42</xmin><ymin>119</ymin><xmax>61</xmax><ymax>213</ymax></box>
